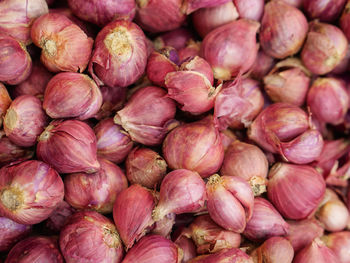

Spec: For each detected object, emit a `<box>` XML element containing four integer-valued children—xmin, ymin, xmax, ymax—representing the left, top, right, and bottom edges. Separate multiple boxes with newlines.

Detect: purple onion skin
<box><xmin>0</xmin><ymin>217</ymin><xmax>32</xmax><ymax>252</ymax></box>
<box><xmin>303</xmin><ymin>0</ymin><xmax>346</xmax><ymax>22</ymax></box>
<box><xmin>45</xmin><ymin>201</ymin><xmax>76</xmax><ymax>233</ymax></box>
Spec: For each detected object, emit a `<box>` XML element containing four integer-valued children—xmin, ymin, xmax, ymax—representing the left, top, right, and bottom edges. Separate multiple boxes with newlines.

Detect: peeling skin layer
<box><xmin>104</xmin><ymin>27</ymin><xmax>132</xmax><ymax>62</ymax></box>
<box><xmin>1</xmin><ymin>188</ymin><xmax>23</xmax><ymax>211</ymax></box>
<box><xmin>43</xmin><ymin>39</ymin><xmax>57</xmax><ymax>57</ymax></box>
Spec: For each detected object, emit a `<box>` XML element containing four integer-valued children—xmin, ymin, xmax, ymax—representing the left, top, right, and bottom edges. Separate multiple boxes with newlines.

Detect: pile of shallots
<box><xmin>2</xmin><ymin>0</ymin><xmax>350</xmax><ymax>262</ymax></box>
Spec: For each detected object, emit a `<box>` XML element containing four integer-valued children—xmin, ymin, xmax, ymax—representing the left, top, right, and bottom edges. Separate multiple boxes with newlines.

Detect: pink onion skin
<box><xmin>153</xmin><ymin>169</ymin><xmax>206</xmax><ymax>221</ymax></box>
<box><xmin>244</xmin><ymin>197</ymin><xmax>289</xmax><ymax>242</ymax></box>
<box><xmin>263</xmin><ymin>58</ymin><xmax>311</xmax><ymax>106</ymax></box>
<box><xmin>178</xmin><ymin>40</ymin><xmax>201</xmax><ymax>62</ymax></box>
<box><xmin>173</xmin><ymin>229</ymin><xmax>197</xmax><ymax>262</ymax></box>
<box><xmin>31</xmin><ymin>13</ymin><xmax>93</xmax><ymax>73</ymax></box>
<box><xmin>0</xmin><ymin>33</ymin><xmax>32</xmax><ymax>85</ymax></box>
<box><xmin>0</xmin><ymin>83</ymin><xmax>11</xmax><ymax>128</ymax></box>
<box><xmin>340</xmin><ymin>1</ymin><xmax>350</xmax><ymax>41</ymax></box>
<box><xmin>5</xmin><ymin>236</ymin><xmax>63</xmax><ymax>263</ymax></box>
<box><xmin>95</xmin><ymin>86</ymin><xmax>127</xmax><ymax>120</ymax></box>
<box><xmin>260</xmin><ymin>0</ymin><xmax>308</xmax><ymax>59</ymax></box>
<box><xmin>37</xmin><ymin>120</ymin><xmax>100</xmax><ymax>174</ymax></box>
<box><xmin>214</xmin><ymin>77</ymin><xmax>264</xmax><ymax>130</ymax></box>
<box><xmin>115</xmin><ymin>86</ymin><xmax>176</xmax><ymax>146</ymax></box>
<box><xmin>94</xmin><ymin>118</ymin><xmax>133</xmax><ymax>164</ymax></box>
<box><xmin>152</xmin><ymin>213</ymin><xmax>176</xmax><ymax>238</ymax></box>
<box><xmin>153</xmin><ymin>28</ymin><xmax>193</xmax><ymax>51</ymax></box>
<box><xmin>122</xmin><ymin>234</ymin><xmax>180</xmax><ymax>263</ymax></box>
<box><xmin>280</xmin><ymin>0</ymin><xmax>303</xmax><ymax>7</ymax></box>
<box><xmin>59</xmin><ymin>211</ymin><xmax>124</xmax><ymax>263</ymax></box>
<box><xmin>126</xmin><ymin>147</ymin><xmax>167</xmax><ymax>189</ymax></box>
<box><xmin>303</xmin><ymin>0</ymin><xmax>346</xmax><ymax>22</ymax></box>
<box><xmin>285</xmin><ymin>218</ymin><xmax>324</xmax><ymax>252</ymax></box>
<box><xmin>45</xmin><ymin>201</ymin><xmax>76</xmax><ymax>233</ymax></box>
<box><xmin>188</xmin><ymin>248</ymin><xmax>253</xmax><ymax>263</ymax></box>
<box><xmin>0</xmin><ymin>160</ymin><xmax>64</xmax><ymax>225</ymax></box>
<box><xmin>301</xmin><ymin>21</ymin><xmax>348</xmax><ymax>75</ymax></box>
<box><xmin>0</xmin><ymin>0</ymin><xmax>48</xmax><ymax>45</ymax></box>
<box><xmin>90</xmin><ymin>20</ymin><xmax>147</xmax><ymax>88</ymax></box>
<box><xmin>180</xmin><ymin>56</ymin><xmax>214</xmax><ymax>86</ymax></box>
<box><xmin>220</xmin><ymin>141</ymin><xmax>268</xmax><ymax>196</ymax></box>
<box><xmin>113</xmin><ymin>184</ymin><xmax>155</xmax><ymax>250</ymax></box>
<box><xmin>293</xmin><ymin>238</ymin><xmax>340</xmax><ymax>263</ymax></box>
<box><xmin>192</xmin><ymin>1</ymin><xmax>239</xmax><ymax>38</ymax></box>
<box><xmin>201</xmin><ymin>19</ymin><xmax>259</xmax><ymax>80</ymax></box>
<box><xmin>64</xmin><ymin>158</ymin><xmax>128</xmax><ymax>214</ymax></box>
<box><xmin>183</xmin><ymin>0</ymin><xmax>230</xmax><ymax>14</ymax></box>
<box><xmin>68</xmin><ymin>0</ymin><xmax>135</xmax><ymax>26</ymax></box>
<box><xmin>163</xmin><ymin>116</ymin><xmax>224</xmax><ymax>178</ymax></box>
<box><xmin>307</xmin><ymin>78</ymin><xmax>349</xmax><ymax>125</ymax></box>
<box><xmin>317</xmin><ymin>199</ymin><xmax>349</xmax><ymax>232</ymax></box>
<box><xmin>233</xmin><ymin>0</ymin><xmax>264</xmax><ymax>21</ymax></box>
<box><xmin>250</xmin><ymin>50</ymin><xmax>276</xmax><ymax>80</ymax></box>
<box><xmin>267</xmin><ymin>163</ymin><xmax>326</xmax><ymax>220</ymax></box>
<box><xmin>219</xmin><ymin>129</ymin><xmax>237</xmax><ymax>152</ymax></box>
<box><xmin>4</xmin><ymin>95</ymin><xmax>47</xmax><ymax>147</ymax></box>
<box><xmin>0</xmin><ymin>217</ymin><xmax>32</xmax><ymax>252</ymax></box>
<box><xmin>323</xmin><ymin>231</ymin><xmax>350</xmax><ymax>263</ymax></box>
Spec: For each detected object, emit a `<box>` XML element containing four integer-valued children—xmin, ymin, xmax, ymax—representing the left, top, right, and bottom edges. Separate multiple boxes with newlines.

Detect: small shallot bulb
<box><xmin>0</xmin><ymin>33</ymin><xmax>32</xmax><ymax>85</ymax></box>
<box><xmin>89</xmin><ymin>20</ymin><xmax>147</xmax><ymax>88</ymax></box>
<box><xmin>323</xmin><ymin>231</ymin><xmax>350</xmax><ymax>263</ymax></box>
<box><xmin>293</xmin><ymin>238</ymin><xmax>340</xmax><ymax>263</ymax></box>
<box><xmin>178</xmin><ymin>40</ymin><xmax>201</xmax><ymax>62</ymax></box>
<box><xmin>250</xmin><ymin>50</ymin><xmax>276</xmax><ymax>80</ymax></box>
<box><xmin>260</xmin><ymin>0</ymin><xmax>308</xmax><ymax>59</ymax></box>
<box><xmin>59</xmin><ymin>211</ymin><xmax>124</xmax><ymax>263</ymax></box>
<box><xmin>233</xmin><ymin>0</ymin><xmax>265</xmax><ymax>21</ymax></box>
<box><xmin>43</xmin><ymin>72</ymin><xmax>102</xmax><ymax>120</ymax></box>
<box><xmin>0</xmin><ymin>83</ymin><xmax>11</xmax><ymax>128</ymax></box>
<box><xmin>153</xmin><ymin>28</ymin><xmax>193</xmax><ymax>51</ymax></box>
<box><xmin>263</xmin><ymin>58</ymin><xmax>311</xmax><ymax>106</ymax></box>
<box><xmin>307</xmin><ymin>77</ymin><xmax>349</xmax><ymax>125</ymax></box>
<box><xmin>114</xmin><ymin>86</ymin><xmax>176</xmax><ymax>146</ymax></box>
<box><xmin>37</xmin><ymin>120</ymin><xmax>100</xmax><ymax>174</ymax></box>
<box><xmin>301</xmin><ymin>21</ymin><xmax>348</xmax><ymax>75</ymax></box>
<box><xmin>45</xmin><ymin>201</ymin><xmax>76</xmax><ymax>233</ymax></box>
<box><xmin>303</xmin><ymin>0</ymin><xmax>346</xmax><ymax>22</ymax></box>
<box><xmin>126</xmin><ymin>147</ymin><xmax>167</xmax><ymax>189</ymax></box>
<box><xmin>163</xmin><ymin>116</ymin><xmax>224</xmax><ymax>178</ymax></box>
<box><xmin>206</xmin><ymin>174</ymin><xmax>254</xmax><ymax>233</ymax></box>
<box><xmin>173</xmin><ymin>229</ymin><xmax>197</xmax><ymax>262</ymax></box>
<box><xmin>244</xmin><ymin>197</ymin><xmax>289</xmax><ymax>242</ymax></box>
<box><xmin>31</xmin><ymin>13</ymin><xmax>93</xmax><ymax>73</ymax></box>
<box><xmin>153</xmin><ymin>169</ymin><xmax>206</xmax><ymax>222</ymax></box>
<box><xmin>188</xmin><ymin>248</ymin><xmax>253</xmax><ymax>263</ymax></box>
<box><xmin>183</xmin><ymin>0</ymin><xmax>231</xmax><ymax>14</ymax></box>
<box><xmin>0</xmin><ymin>132</ymin><xmax>33</xmax><ymax>166</ymax></box>
<box><xmin>250</xmin><ymin>237</ymin><xmax>294</xmax><ymax>263</ymax></box>
<box><xmin>113</xmin><ymin>184</ymin><xmax>155</xmax><ymax>249</ymax></box>
<box><xmin>0</xmin><ymin>217</ymin><xmax>31</xmax><ymax>252</ymax></box>
<box><xmin>94</xmin><ymin>118</ymin><xmax>133</xmax><ymax>164</ymax></box>
<box><xmin>201</xmin><ymin>19</ymin><xmax>259</xmax><ymax>80</ymax></box>
<box><xmin>95</xmin><ymin>86</ymin><xmax>127</xmax><ymax>120</ymax></box>
<box><xmin>340</xmin><ymin>1</ymin><xmax>350</xmax><ymax>41</ymax></box>
<box><xmin>4</xmin><ymin>95</ymin><xmax>47</xmax><ymax>147</ymax></box>
<box><xmin>122</xmin><ymin>235</ymin><xmax>180</xmax><ymax>263</ymax></box>
<box><xmin>220</xmin><ymin>141</ymin><xmax>268</xmax><ymax>196</ymax></box>
<box><xmin>152</xmin><ymin>213</ymin><xmax>175</xmax><ymax>238</ymax></box>
<box><xmin>0</xmin><ymin>160</ymin><xmax>64</xmax><ymax>225</ymax></box>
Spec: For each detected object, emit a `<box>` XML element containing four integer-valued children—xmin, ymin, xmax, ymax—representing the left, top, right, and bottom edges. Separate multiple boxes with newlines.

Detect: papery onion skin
<box><xmin>201</xmin><ymin>19</ymin><xmax>259</xmax><ymax>80</ymax></box>
<box><xmin>0</xmin><ymin>160</ymin><xmax>64</xmax><ymax>225</ymax></box>
<box><xmin>180</xmin><ymin>55</ymin><xmax>214</xmax><ymax>85</ymax></box>
<box><xmin>94</xmin><ymin>118</ymin><xmax>133</xmax><ymax>164</ymax></box>
<box><xmin>152</xmin><ymin>213</ymin><xmax>176</xmax><ymax>238</ymax></box>
<box><xmin>37</xmin><ymin>120</ymin><xmax>100</xmax><ymax>174</ymax></box>
<box><xmin>153</xmin><ymin>28</ymin><xmax>193</xmax><ymax>51</ymax></box>
<box><xmin>188</xmin><ymin>248</ymin><xmax>253</xmax><ymax>263</ymax></box>
<box><xmin>259</xmin><ymin>0</ymin><xmax>308</xmax><ymax>59</ymax></box>
<box><xmin>178</xmin><ymin>40</ymin><xmax>201</xmax><ymax>62</ymax></box>
<box><xmin>64</xmin><ymin>158</ymin><xmax>128</xmax><ymax>214</ymax></box>
<box><xmin>45</xmin><ymin>201</ymin><xmax>76</xmax><ymax>233</ymax></box>
<box><xmin>59</xmin><ymin>211</ymin><xmax>124</xmax><ymax>263</ymax></box>
<box><xmin>340</xmin><ymin>1</ymin><xmax>350</xmax><ymax>41</ymax></box>
<box><xmin>303</xmin><ymin>0</ymin><xmax>346</xmax><ymax>22</ymax></box>
<box><xmin>183</xmin><ymin>0</ymin><xmax>231</xmax><ymax>14</ymax></box>
<box><xmin>173</xmin><ymin>229</ymin><xmax>197</xmax><ymax>262</ymax></box>
<box><xmin>0</xmin><ymin>217</ymin><xmax>32</xmax><ymax>252</ymax></box>
<box><xmin>163</xmin><ymin>116</ymin><xmax>224</xmax><ymax>178</ymax></box>
<box><xmin>323</xmin><ymin>231</ymin><xmax>350</xmax><ymax>263</ymax></box>
<box><xmin>68</xmin><ymin>0</ymin><xmax>136</xmax><ymax>26</ymax></box>
<box><xmin>95</xmin><ymin>86</ymin><xmax>127</xmax><ymax>120</ymax></box>
<box><xmin>0</xmin><ymin>83</ymin><xmax>12</xmax><ymax>128</ymax></box>
<box><xmin>0</xmin><ymin>33</ymin><xmax>32</xmax><ymax>85</ymax></box>
<box><xmin>5</xmin><ymin>236</ymin><xmax>63</xmax><ymax>263</ymax></box>
<box><xmin>250</xmin><ymin>50</ymin><xmax>276</xmax><ymax>80</ymax></box>
<box><xmin>4</xmin><ymin>95</ymin><xmax>47</xmax><ymax>147</ymax></box>
<box><xmin>233</xmin><ymin>0</ymin><xmax>264</xmax><ymax>21</ymax></box>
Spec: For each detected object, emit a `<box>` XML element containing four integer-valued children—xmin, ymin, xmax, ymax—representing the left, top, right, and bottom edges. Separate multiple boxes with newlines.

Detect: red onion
<box><xmin>0</xmin><ymin>0</ymin><xmax>48</xmax><ymax>45</ymax></box>
<box><xmin>94</xmin><ymin>118</ymin><xmax>133</xmax><ymax>164</ymax></box>
<box><xmin>220</xmin><ymin>141</ymin><xmax>268</xmax><ymax>196</ymax></box>
<box><xmin>0</xmin><ymin>83</ymin><xmax>11</xmax><ymax>128</ymax></box>
<box><xmin>293</xmin><ymin>238</ymin><xmax>340</xmax><ymax>263</ymax></box>
<box><xmin>163</xmin><ymin>116</ymin><xmax>224</xmax><ymax>178</ymax></box>
<box><xmin>201</xmin><ymin>19</ymin><xmax>259</xmax><ymax>80</ymax></box>
<box><xmin>95</xmin><ymin>86</ymin><xmax>127</xmax><ymax>120</ymax></box>
<box><xmin>323</xmin><ymin>231</ymin><xmax>350</xmax><ymax>263</ymax></box>
<box><xmin>114</xmin><ymin>86</ymin><xmax>176</xmax><ymax>146</ymax></box>
<box><xmin>233</xmin><ymin>0</ymin><xmax>264</xmax><ymax>21</ymax></box>
<box><xmin>341</xmin><ymin>1</ymin><xmax>350</xmax><ymax>41</ymax></box>
<box><xmin>263</xmin><ymin>58</ymin><xmax>311</xmax><ymax>106</ymax></box>
<box><xmin>31</xmin><ymin>13</ymin><xmax>93</xmax><ymax>73</ymax></box>
<box><xmin>178</xmin><ymin>40</ymin><xmax>201</xmax><ymax>62</ymax></box>
<box><xmin>250</xmin><ymin>50</ymin><xmax>276</xmax><ymax>80</ymax></box>
<box><xmin>307</xmin><ymin>77</ymin><xmax>349</xmax><ymax>125</ymax></box>
<box><xmin>250</xmin><ymin>237</ymin><xmax>294</xmax><ymax>263</ymax></box>
<box><xmin>68</xmin><ymin>0</ymin><xmax>135</xmax><ymax>26</ymax></box>
<box><xmin>303</xmin><ymin>0</ymin><xmax>346</xmax><ymax>22</ymax></box>
<box><xmin>4</xmin><ymin>95</ymin><xmax>47</xmax><ymax>147</ymax></box>
<box><xmin>188</xmin><ymin>248</ymin><xmax>253</xmax><ymax>263</ymax></box>
<box><xmin>214</xmin><ymin>77</ymin><xmax>264</xmax><ymax>130</ymax></box>
<box><xmin>153</xmin><ymin>169</ymin><xmax>206</xmax><ymax>221</ymax></box>
<box><xmin>45</xmin><ymin>201</ymin><xmax>76</xmax><ymax>233</ymax></box>
<box><xmin>301</xmin><ymin>21</ymin><xmax>348</xmax><ymax>75</ymax></box>
<box><xmin>59</xmin><ymin>211</ymin><xmax>124</xmax><ymax>263</ymax></box>
<box><xmin>152</xmin><ymin>213</ymin><xmax>175</xmax><ymax>238</ymax></box>
<box><xmin>183</xmin><ymin>0</ymin><xmax>230</xmax><ymax>14</ymax></box>
<box><xmin>113</xmin><ymin>184</ymin><xmax>155</xmax><ymax>249</ymax></box>
<box><xmin>244</xmin><ymin>197</ymin><xmax>289</xmax><ymax>242</ymax></box>
<box><xmin>122</xmin><ymin>234</ymin><xmax>180</xmax><ymax>263</ymax></box>
<box><xmin>153</xmin><ymin>28</ymin><xmax>193</xmax><ymax>51</ymax></box>
<box><xmin>0</xmin><ymin>160</ymin><xmax>64</xmax><ymax>225</ymax></box>
<box><xmin>173</xmin><ymin>229</ymin><xmax>197</xmax><ymax>262</ymax></box>
<box><xmin>260</xmin><ymin>0</ymin><xmax>308</xmax><ymax>59</ymax></box>
<box><xmin>331</xmin><ymin>44</ymin><xmax>350</xmax><ymax>74</ymax></box>
<box><xmin>5</xmin><ymin>236</ymin><xmax>63</xmax><ymax>263</ymax></box>
<box><xmin>192</xmin><ymin>1</ymin><xmax>239</xmax><ymax>38</ymax></box>
<box><xmin>64</xmin><ymin>158</ymin><xmax>128</xmax><ymax>213</ymax></box>
<box><xmin>126</xmin><ymin>147</ymin><xmax>167</xmax><ymax>189</ymax></box>
<box><xmin>0</xmin><ymin>33</ymin><xmax>32</xmax><ymax>85</ymax></box>
<box><xmin>0</xmin><ymin>217</ymin><xmax>31</xmax><ymax>252</ymax></box>
<box><xmin>37</xmin><ymin>120</ymin><xmax>100</xmax><ymax>174</ymax></box>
